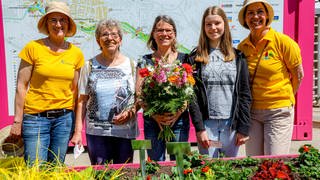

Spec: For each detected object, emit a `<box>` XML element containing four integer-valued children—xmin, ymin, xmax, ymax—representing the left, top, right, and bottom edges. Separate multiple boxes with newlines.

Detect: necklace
<box><xmin>153</xmin><ymin>51</ymin><xmax>177</xmax><ymax>64</ymax></box>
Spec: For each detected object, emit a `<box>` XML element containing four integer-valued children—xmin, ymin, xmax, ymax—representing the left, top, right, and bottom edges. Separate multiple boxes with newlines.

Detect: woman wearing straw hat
<box><xmin>237</xmin><ymin>0</ymin><xmax>304</xmax><ymax>155</ymax></box>
<box><xmin>9</xmin><ymin>1</ymin><xmax>84</xmax><ymax>165</ymax></box>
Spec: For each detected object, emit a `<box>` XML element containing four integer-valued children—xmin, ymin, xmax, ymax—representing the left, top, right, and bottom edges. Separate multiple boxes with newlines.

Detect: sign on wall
<box><xmin>1</xmin><ymin>0</ymin><xmax>283</xmax><ymax>115</ymax></box>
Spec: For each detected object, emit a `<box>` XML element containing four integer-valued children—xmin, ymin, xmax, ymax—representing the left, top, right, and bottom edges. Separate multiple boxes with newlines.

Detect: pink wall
<box><xmin>0</xmin><ymin>0</ymin><xmax>315</xmax><ymax>141</ymax></box>
<box><xmin>0</xmin><ymin>0</ymin><xmax>12</xmax><ymax>130</ymax></box>
<box><xmin>284</xmin><ymin>0</ymin><xmax>314</xmax><ymax>140</ymax></box>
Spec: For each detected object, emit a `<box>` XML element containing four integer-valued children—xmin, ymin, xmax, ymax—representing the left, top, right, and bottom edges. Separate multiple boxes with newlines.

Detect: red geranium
<box><xmin>183</xmin><ymin>168</ymin><xmax>193</xmax><ymax>175</ymax></box>
<box><xmin>303</xmin><ymin>145</ymin><xmax>310</xmax><ymax>152</ymax></box>
<box><xmin>201</xmin><ymin>166</ymin><xmax>210</xmax><ymax>173</ymax></box>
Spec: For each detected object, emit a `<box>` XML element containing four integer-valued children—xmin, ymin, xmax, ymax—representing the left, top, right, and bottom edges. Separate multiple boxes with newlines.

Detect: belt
<box><xmin>31</xmin><ymin>109</ymin><xmax>73</xmax><ymax>119</ymax></box>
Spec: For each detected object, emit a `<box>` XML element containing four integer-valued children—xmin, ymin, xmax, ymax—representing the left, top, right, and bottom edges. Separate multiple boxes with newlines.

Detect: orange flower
<box><xmin>168</xmin><ymin>75</ymin><xmax>179</xmax><ymax>84</ymax></box>
<box><xmin>187</xmin><ymin>75</ymin><xmax>195</xmax><ymax>85</ymax></box>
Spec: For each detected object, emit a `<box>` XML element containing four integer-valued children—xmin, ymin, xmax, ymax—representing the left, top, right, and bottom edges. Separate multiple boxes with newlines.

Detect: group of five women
<box><xmin>9</xmin><ymin>0</ymin><xmax>304</xmax><ymax>165</ymax></box>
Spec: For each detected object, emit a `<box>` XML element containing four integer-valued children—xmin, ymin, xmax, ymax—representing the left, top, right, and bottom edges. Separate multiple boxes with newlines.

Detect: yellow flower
<box><xmin>173</xmin><ymin>67</ymin><xmax>180</xmax><ymax>72</ymax></box>
<box><xmin>187</xmin><ymin>75</ymin><xmax>195</xmax><ymax>85</ymax></box>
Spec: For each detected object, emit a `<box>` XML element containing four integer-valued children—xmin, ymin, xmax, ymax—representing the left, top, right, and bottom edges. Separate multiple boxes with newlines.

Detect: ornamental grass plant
<box><xmin>1</xmin><ymin>144</ymin><xmax>320</xmax><ymax>179</ymax></box>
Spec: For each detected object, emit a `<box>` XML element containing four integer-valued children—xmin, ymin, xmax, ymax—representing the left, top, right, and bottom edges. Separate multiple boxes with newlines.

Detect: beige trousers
<box><xmin>245</xmin><ymin>106</ymin><xmax>294</xmax><ymax>156</ymax></box>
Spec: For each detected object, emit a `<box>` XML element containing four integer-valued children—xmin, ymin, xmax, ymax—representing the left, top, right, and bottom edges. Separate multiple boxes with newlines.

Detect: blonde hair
<box><xmin>196</xmin><ymin>6</ymin><xmax>235</xmax><ymax>64</ymax></box>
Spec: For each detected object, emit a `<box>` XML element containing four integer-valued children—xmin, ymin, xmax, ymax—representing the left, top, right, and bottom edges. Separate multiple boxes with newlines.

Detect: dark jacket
<box><xmin>185</xmin><ymin>48</ymin><xmax>252</xmax><ymax>136</ymax></box>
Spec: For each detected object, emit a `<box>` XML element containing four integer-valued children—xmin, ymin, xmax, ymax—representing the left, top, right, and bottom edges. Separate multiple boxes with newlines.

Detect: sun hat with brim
<box><xmin>0</xmin><ymin>125</ymin><xmax>24</xmax><ymax>157</ymax></box>
<box><xmin>37</xmin><ymin>1</ymin><xmax>76</xmax><ymax>37</ymax></box>
<box><xmin>238</xmin><ymin>0</ymin><xmax>274</xmax><ymax>29</ymax></box>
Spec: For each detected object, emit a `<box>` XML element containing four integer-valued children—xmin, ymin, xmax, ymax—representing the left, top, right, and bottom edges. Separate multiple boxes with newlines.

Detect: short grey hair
<box><xmin>95</xmin><ymin>19</ymin><xmax>123</xmax><ymax>40</ymax></box>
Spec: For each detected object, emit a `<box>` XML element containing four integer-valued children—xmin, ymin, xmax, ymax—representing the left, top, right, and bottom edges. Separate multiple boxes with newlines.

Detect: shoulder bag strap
<box><xmin>250</xmin><ymin>41</ymin><xmax>269</xmax><ymax>87</ymax></box>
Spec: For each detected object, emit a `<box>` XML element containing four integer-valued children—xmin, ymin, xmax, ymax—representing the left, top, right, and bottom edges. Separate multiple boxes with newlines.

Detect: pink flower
<box><xmin>154</xmin><ymin>70</ymin><xmax>167</xmax><ymax>83</ymax></box>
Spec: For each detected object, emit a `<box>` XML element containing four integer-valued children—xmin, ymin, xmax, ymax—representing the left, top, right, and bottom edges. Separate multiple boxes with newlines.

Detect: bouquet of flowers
<box><xmin>138</xmin><ymin>57</ymin><xmax>195</xmax><ymax>141</ymax></box>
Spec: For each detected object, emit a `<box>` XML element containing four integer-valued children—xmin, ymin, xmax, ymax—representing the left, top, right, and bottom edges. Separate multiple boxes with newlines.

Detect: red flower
<box><xmin>147</xmin><ymin>156</ymin><xmax>152</xmax><ymax>162</ymax></box>
<box><xmin>201</xmin><ymin>166</ymin><xmax>210</xmax><ymax>173</ymax></box>
<box><xmin>139</xmin><ymin>68</ymin><xmax>150</xmax><ymax>77</ymax></box>
<box><xmin>303</xmin><ymin>145</ymin><xmax>310</xmax><ymax>152</ymax></box>
<box><xmin>277</xmin><ymin>171</ymin><xmax>290</xmax><ymax>179</ymax></box>
<box><xmin>149</xmin><ymin>81</ymin><xmax>155</xmax><ymax>88</ymax></box>
<box><xmin>182</xmin><ymin>63</ymin><xmax>193</xmax><ymax>74</ymax></box>
<box><xmin>183</xmin><ymin>168</ymin><xmax>193</xmax><ymax>175</ymax></box>
<box><xmin>146</xmin><ymin>175</ymin><xmax>151</xmax><ymax>180</ymax></box>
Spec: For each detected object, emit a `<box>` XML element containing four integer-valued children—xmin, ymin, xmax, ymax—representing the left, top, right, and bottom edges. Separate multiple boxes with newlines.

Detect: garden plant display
<box><xmin>1</xmin><ymin>144</ymin><xmax>320</xmax><ymax>179</ymax></box>
<box><xmin>138</xmin><ymin>57</ymin><xmax>195</xmax><ymax>141</ymax></box>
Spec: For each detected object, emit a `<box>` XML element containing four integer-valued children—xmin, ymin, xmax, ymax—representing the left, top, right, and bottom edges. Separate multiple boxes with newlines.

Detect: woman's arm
<box><xmin>10</xmin><ymin>60</ymin><xmax>33</xmax><ymax>136</ymax></box>
<box><xmin>290</xmin><ymin>64</ymin><xmax>304</xmax><ymax>95</ymax></box>
<box><xmin>70</xmin><ymin>94</ymin><xmax>88</xmax><ymax>145</ymax></box>
<box><xmin>235</xmin><ymin>54</ymin><xmax>252</xmax><ymax>145</ymax></box>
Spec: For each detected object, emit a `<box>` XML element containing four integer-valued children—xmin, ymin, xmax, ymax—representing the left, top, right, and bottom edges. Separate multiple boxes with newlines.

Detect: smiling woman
<box><xmin>237</xmin><ymin>0</ymin><xmax>304</xmax><ymax>156</ymax></box>
<box><xmin>70</xmin><ymin>19</ymin><xmax>139</xmax><ymax>165</ymax></box>
<box><xmin>9</xmin><ymin>1</ymin><xmax>84</xmax><ymax>166</ymax></box>
<box><xmin>135</xmin><ymin>15</ymin><xmax>191</xmax><ymax>162</ymax></box>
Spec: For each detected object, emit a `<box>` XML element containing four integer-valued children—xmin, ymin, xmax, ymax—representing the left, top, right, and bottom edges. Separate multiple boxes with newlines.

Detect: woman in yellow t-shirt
<box><xmin>237</xmin><ymin>0</ymin><xmax>304</xmax><ymax>156</ymax></box>
<box><xmin>9</xmin><ymin>1</ymin><xmax>84</xmax><ymax>165</ymax></box>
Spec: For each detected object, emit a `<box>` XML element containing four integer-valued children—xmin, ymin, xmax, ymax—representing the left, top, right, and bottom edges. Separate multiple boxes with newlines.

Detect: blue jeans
<box><xmin>144</xmin><ymin>111</ymin><xmax>190</xmax><ymax>161</ymax></box>
<box><xmin>22</xmin><ymin>111</ymin><xmax>74</xmax><ymax>165</ymax></box>
<box><xmin>198</xmin><ymin>119</ymin><xmax>239</xmax><ymax>158</ymax></box>
<box><xmin>86</xmin><ymin>134</ymin><xmax>134</xmax><ymax>165</ymax></box>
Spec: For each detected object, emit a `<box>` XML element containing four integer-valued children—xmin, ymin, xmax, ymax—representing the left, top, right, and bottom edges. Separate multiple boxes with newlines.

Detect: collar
<box><xmin>242</xmin><ymin>28</ymin><xmax>275</xmax><ymax>47</ymax></box>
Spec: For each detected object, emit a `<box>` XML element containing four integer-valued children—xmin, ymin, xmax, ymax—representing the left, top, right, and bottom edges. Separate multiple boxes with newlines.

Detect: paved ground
<box><xmin>65</xmin><ymin>107</ymin><xmax>320</xmax><ymax>166</ymax></box>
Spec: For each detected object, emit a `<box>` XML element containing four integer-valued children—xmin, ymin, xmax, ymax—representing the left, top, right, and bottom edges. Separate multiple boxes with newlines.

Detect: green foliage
<box><xmin>289</xmin><ymin>144</ymin><xmax>320</xmax><ymax>179</ymax></box>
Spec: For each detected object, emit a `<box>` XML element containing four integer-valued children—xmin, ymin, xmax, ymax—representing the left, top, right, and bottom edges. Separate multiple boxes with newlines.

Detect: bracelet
<box><xmin>13</xmin><ymin>121</ymin><xmax>21</xmax><ymax>124</ymax></box>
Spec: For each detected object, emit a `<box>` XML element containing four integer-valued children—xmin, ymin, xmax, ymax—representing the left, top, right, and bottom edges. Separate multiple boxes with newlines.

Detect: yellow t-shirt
<box><xmin>237</xmin><ymin>28</ymin><xmax>302</xmax><ymax>109</ymax></box>
<box><xmin>19</xmin><ymin>39</ymin><xmax>85</xmax><ymax>114</ymax></box>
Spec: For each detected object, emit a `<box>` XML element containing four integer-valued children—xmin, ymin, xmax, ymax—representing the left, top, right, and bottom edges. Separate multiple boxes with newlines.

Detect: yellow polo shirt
<box><xmin>19</xmin><ymin>39</ymin><xmax>84</xmax><ymax>114</ymax></box>
<box><xmin>237</xmin><ymin>28</ymin><xmax>302</xmax><ymax>109</ymax></box>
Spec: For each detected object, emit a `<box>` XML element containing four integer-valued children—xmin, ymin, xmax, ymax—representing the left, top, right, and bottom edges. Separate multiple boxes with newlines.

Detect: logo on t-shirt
<box><xmin>61</xmin><ymin>59</ymin><xmax>73</xmax><ymax>65</ymax></box>
<box><xmin>263</xmin><ymin>51</ymin><xmax>274</xmax><ymax>60</ymax></box>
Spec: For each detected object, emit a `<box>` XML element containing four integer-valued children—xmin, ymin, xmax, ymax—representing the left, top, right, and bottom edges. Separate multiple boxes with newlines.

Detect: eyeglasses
<box><xmin>155</xmin><ymin>28</ymin><xmax>174</xmax><ymax>35</ymax></box>
<box><xmin>101</xmin><ymin>32</ymin><xmax>119</xmax><ymax>39</ymax></box>
<box><xmin>48</xmin><ymin>18</ymin><xmax>69</xmax><ymax>25</ymax></box>
<box><xmin>246</xmin><ymin>9</ymin><xmax>266</xmax><ymax>18</ymax></box>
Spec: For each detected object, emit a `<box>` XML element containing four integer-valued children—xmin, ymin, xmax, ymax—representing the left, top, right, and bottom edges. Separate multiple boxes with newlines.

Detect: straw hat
<box><xmin>238</xmin><ymin>0</ymin><xmax>274</xmax><ymax>29</ymax></box>
<box><xmin>37</xmin><ymin>1</ymin><xmax>76</xmax><ymax>37</ymax></box>
<box><xmin>0</xmin><ymin>125</ymin><xmax>24</xmax><ymax>157</ymax></box>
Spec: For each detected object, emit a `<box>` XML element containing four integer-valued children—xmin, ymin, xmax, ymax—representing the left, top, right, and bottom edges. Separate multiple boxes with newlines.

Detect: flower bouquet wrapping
<box><xmin>138</xmin><ymin>57</ymin><xmax>195</xmax><ymax>141</ymax></box>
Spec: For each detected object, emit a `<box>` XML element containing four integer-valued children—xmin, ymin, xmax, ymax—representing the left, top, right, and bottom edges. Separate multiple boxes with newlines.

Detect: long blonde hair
<box><xmin>196</xmin><ymin>6</ymin><xmax>235</xmax><ymax>64</ymax></box>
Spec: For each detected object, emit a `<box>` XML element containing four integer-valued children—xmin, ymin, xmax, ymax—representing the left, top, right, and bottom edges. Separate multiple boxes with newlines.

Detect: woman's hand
<box><xmin>10</xmin><ymin>122</ymin><xmax>22</xmax><ymax>137</ymax></box>
<box><xmin>152</xmin><ymin>102</ymin><xmax>187</xmax><ymax>127</ymax></box>
<box><xmin>70</xmin><ymin>131</ymin><xmax>83</xmax><ymax>146</ymax></box>
<box><xmin>152</xmin><ymin>113</ymin><xmax>176</xmax><ymax>126</ymax></box>
<box><xmin>196</xmin><ymin>130</ymin><xmax>210</xmax><ymax>149</ymax></box>
<box><xmin>235</xmin><ymin>133</ymin><xmax>249</xmax><ymax>146</ymax></box>
<box><xmin>113</xmin><ymin>108</ymin><xmax>135</xmax><ymax>125</ymax></box>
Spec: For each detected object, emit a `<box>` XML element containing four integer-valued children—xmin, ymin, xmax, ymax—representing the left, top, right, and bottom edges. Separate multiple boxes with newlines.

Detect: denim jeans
<box><xmin>22</xmin><ymin>111</ymin><xmax>74</xmax><ymax>165</ymax></box>
<box><xmin>144</xmin><ymin>111</ymin><xmax>190</xmax><ymax>161</ymax></box>
<box><xmin>198</xmin><ymin>119</ymin><xmax>239</xmax><ymax>158</ymax></box>
<box><xmin>86</xmin><ymin>134</ymin><xmax>134</xmax><ymax>165</ymax></box>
